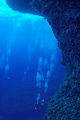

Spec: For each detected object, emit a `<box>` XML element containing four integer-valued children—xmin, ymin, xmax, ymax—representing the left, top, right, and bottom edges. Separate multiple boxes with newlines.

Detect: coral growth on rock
<box><xmin>46</xmin><ymin>63</ymin><xmax>80</xmax><ymax>119</ymax></box>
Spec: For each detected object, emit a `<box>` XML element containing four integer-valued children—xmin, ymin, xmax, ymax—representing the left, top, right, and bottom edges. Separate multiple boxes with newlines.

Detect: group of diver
<box><xmin>35</xmin><ymin>55</ymin><xmax>54</xmax><ymax>111</ymax></box>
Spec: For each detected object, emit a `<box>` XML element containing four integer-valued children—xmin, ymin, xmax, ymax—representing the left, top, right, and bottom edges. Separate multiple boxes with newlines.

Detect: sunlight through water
<box><xmin>0</xmin><ymin>0</ymin><xmax>58</xmax><ymax>115</ymax></box>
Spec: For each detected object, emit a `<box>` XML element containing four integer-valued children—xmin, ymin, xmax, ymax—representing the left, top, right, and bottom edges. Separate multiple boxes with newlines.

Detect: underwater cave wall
<box><xmin>6</xmin><ymin>0</ymin><xmax>80</xmax><ymax>119</ymax></box>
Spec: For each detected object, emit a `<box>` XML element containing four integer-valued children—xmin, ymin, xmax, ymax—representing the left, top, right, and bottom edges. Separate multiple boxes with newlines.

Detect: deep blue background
<box><xmin>0</xmin><ymin>15</ymin><xmax>66</xmax><ymax>120</ymax></box>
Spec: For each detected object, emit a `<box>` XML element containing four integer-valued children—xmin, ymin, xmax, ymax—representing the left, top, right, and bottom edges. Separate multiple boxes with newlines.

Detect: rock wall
<box><xmin>6</xmin><ymin>0</ymin><xmax>80</xmax><ymax>119</ymax></box>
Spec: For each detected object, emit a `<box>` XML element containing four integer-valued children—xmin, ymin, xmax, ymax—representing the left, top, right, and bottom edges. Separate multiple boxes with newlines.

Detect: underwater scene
<box><xmin>0</xmin><ymin>0</ymin><xmax>67</xmax><ymax>120</ymax></box>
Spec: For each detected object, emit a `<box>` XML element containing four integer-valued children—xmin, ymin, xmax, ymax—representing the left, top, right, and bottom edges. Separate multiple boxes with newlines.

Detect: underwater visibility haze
<box><xmin>0</xmin><ymin>0</ymin><xmax>66</xmax><ymax>120</ymax></box>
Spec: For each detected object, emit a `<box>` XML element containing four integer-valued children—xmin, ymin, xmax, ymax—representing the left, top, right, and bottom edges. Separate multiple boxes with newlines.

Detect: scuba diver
<box><xmin>34</xmin><ymin>99</ymin><xmax>45</xmax><ymax>111</ymax></box>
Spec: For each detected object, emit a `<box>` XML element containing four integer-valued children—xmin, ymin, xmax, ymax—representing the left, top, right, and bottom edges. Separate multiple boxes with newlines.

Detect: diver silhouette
<box><xmin>34</xmin><ymin>99</ymin><xmax>45</xmax><ymax>111</ymax></box>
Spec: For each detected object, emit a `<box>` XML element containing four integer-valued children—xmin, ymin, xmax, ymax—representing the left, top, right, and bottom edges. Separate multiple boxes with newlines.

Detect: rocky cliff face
<box><xmin>6</xmin><ymin>0</ymin><xmax>80</xmax><ymax>119</ymax></box>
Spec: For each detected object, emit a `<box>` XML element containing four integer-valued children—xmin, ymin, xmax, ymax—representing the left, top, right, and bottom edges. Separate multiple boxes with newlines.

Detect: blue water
<box><xmin>0</xmin><ymin>2</ymin><xmax>66</xmax><ymax>120</ymax></box>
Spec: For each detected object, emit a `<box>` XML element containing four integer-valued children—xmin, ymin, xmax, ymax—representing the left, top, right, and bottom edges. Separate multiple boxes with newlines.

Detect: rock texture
<box><xmin>46</xmin><ymin>64</ymin><xmax>80</xmax><ymax>120</ymax></box>
<box><xmin>6</xmin><ymin>0</ymin><xmax>80</xmax><ymax>119</ymax></box>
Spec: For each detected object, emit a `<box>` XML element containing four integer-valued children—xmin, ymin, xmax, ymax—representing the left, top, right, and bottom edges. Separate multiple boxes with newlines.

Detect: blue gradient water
<box><xmin>0</xmin><ymin>1</ymin><xmax>66</xmax><ymax>120</ymax></box>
